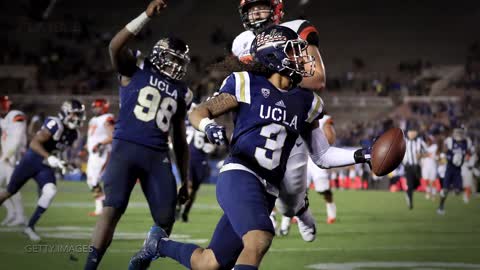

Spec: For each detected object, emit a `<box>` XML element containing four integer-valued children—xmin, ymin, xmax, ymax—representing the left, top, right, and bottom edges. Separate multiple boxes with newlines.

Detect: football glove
<box><xmin>354</xmin><ymin>148</ymin><xmax>372</xmax><ymax>166</ymax></box>
<box><xmin>205</xmin><ymin>123</ymin><xmax>227</xmax><ymax>146</ymax></box>
<box><xmin>93</xmin><ymin>143</ymin><xmax>107</xmax><ymax>156</ymax></box>
<box><xmin>47</xmin><ymin>156</ymin><xmax>67</xmax><ymax>172</ymax></box>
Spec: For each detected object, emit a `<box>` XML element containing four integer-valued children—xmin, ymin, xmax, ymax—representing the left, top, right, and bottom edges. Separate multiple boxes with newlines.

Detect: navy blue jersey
<box><xmin>114</xmin><ymin>58</ymin><xmax>193</xmax><ymax>150</ymax></box>
<box><xmin>186</xmin><ymin>119</ymin><xmax>214</xmax><ymax>162</ymax></box>
<box><xmin>219</xmin><ymin>72</ymin><xmax>323</xmax><ymax>187</ymax></box>
<box><xmin>41</xmin><ymin>117</ymin><xmax>79</xmax><ymax>154</ymax></box>
<box><xmin>444</xmin><ymin>137</ymin><xmax>472</xmax><ymax>168</ymax></box>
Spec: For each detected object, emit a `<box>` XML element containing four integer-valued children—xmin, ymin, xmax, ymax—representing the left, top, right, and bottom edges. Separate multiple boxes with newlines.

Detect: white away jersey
<box><xmin>0</xmin><ymin>110</ymin><xmax>27</xmax><ymax>162</ymax></box>
<box><xmin>232</xmin><ymin>19</ymin><xmax>320</xmax><ymax>62</ymax></box>
<box><xmin>87</xmin><ymin>113</ymin><xmax>114</xmax><ymax>153</ymax></box>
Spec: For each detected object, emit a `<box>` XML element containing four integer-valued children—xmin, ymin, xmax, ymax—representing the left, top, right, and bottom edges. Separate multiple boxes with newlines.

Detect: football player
<box><xmin>421</xmin><ymin>135</ymin><xmax>439</xmax><ymax>200</ymax></box>
<box><xmin>231</xmin><ymin>0</ymin><xmax>329</xmax><ymax>241</ymax></box>
<box><xmin>437</xmin><ymin>126</ymin><xmax>473</xmax><ymax>214</ymax></box>
<box><xmin>83</xmin><ymin>1</ymin><xmax>192</xmax><ymax>269</ymax></box>
<box><xmin>129</xmin><ymin>26</ymin><xmax>371</xmax><ymax>270</ymax></box>
<box><xmin>0</xmin><ymin>99</ymin><xmax>84</xmax><ymax>241</ymax></box>
<box><xmin>176</xmin><ymin>103</ymin><xmax>215</xmax><ymax>222</ymax></box>
<box><xmin>0</xmin><ymin>96</ymin><xmax>27</xmax><ymax>227</ymax></box>
<box><xmin>279</xmin><ymin>114</ymin><xmax>337</xmax><ymax>238</ymax></box>
<box><xmin>86</xmin><ymin>99</ymin><xmax>114</xmax><ymax>216</ymax></box>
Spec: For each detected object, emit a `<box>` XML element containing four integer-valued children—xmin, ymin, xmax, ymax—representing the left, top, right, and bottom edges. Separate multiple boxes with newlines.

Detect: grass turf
<box><xmin>0</xmin><ymin>180</ymin><xmax>479</xmax><ymax>270</ymax></box>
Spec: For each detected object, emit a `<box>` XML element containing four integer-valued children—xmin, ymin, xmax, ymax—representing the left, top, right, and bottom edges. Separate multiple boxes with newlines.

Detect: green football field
<box><xmin>0</xmin><ymin>181</ymin><xmax>479</xmax><ymax>270</ymax></box>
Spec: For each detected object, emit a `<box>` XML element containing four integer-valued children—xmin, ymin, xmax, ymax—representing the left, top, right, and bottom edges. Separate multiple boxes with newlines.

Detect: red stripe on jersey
<box><xmin>13</xmin><ymin>115</ymin><xmax>26</xmax><ymax>122</ymax></box>
<box><xmin>299</xmin><ymin>26</ymin><xmax>318</xmax><ymax>41</ymax></box>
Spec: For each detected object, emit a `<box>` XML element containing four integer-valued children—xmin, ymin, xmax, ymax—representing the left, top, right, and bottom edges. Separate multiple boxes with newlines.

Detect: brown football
<box><xmin>371</xmin><ymin>127</ymin><xmax>406</xmax><ymax>176</ymax></box>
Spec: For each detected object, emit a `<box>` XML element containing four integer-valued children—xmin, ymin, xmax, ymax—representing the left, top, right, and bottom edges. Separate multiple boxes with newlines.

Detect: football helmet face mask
<box><xmin>91</xmin><ymin>99</ymin><xmax>109</xmax><ymax>116</ymax></box>
<box><xmin>239</xmin><ymin>0</ymin><xmax>284</xmax><ymax>33</ymax></box>
<box><xmin>149</xmin><ymin>37</ymin><xmax>190</xmax><ymax>81</ymax></box>
<box><xmin>59</xmin><ymin>99</ymin><xmax>86</xmax><ymax>129</ymax></box>
<box><xmin>0</xmin><ymin>96</ymin><xmax>11</xmax><ymax>115</ymax></box>
<box><xmin>251</xmin><ymin>25</ymin><xmax>315</xmax><ymax>85</ymax></box>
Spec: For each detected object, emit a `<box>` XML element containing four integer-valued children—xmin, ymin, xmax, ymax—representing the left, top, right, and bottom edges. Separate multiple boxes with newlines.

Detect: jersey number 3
<box><xmin>255</xmin><ymin>123</ymin><xmax>286</xmax><ymax>170</ymax></box>
<box><xmin>134</xmin><ymin>86</ymin><xmax>177</xmax><ymax>132</ymax></box>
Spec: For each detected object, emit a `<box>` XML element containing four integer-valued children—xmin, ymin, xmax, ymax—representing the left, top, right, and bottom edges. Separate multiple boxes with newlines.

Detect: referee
<box><xmin>403</xmin><ymin>126</ymin><xmax>426</xmax><ymax>209</ymax></box>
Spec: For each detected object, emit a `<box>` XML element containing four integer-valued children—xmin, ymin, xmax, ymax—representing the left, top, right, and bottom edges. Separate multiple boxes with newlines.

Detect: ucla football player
<box><xmin>437</xmin><ymin>126</ymin><xmax>473</xmax><ymax>214</ymax></box>
<box><xmin>0</xmin><ymin>99</ymin><xmax>84</xmax><ymax>241</ymax></box>
<box><xmin>232</xmin><ymin>0</ymin><xmax>331</xmax><ymax>240</ymax></box>
<box><xmin>129</xmin><ymin>26</ymin><xmax>371</xmax><ymax>270</ymax></box>
<box><xmin>84</xmin><ymin>0</ymin><xmax>192</xmax><ymax>269</ymax></box>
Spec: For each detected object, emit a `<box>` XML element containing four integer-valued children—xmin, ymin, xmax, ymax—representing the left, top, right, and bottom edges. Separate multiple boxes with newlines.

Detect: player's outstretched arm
<box><xmin>109</xmin><ymin>0</ymin><xmax>167</xmax><ymax>78</ymax></box>
<box><xmin>171</xmin><ymin>108</ymin><xmax>191</xmax><ymax>203</ymax></box>
<box><xmin>305</xmin><ymin>122</ymin><xmax>368</xmax><ymax>169</ymax></box>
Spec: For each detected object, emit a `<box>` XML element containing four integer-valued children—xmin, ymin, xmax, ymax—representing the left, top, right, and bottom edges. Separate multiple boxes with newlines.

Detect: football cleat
<box><xmin>6</xmin><ymin>216</ymin><xmax>27</xmax><ymax>227</ymax></box>
<box><xmin>327</xmin><ymin>217</ymin><xmax>336</xmax><ymax>224</ymax></box>
<box><xmin>297</xmin><ymin>218</ymin><xmax>316</xmax><ymax>242</ymax></box>
<box><xmin>23</xmin><ymin>227</ymin><xmax>41</xmax><ymax>241</ymax></box>
<box><xmin>436</xmin><ymin>208</ymin><xmax>446</xmax><ymax>215</ymax></box>
<box><xmin>1</xmin><ymin>215</ymin><xmax>15</xmax><ymax>226</ymax></box>
<box><xmin>128</xmin><ymin>225</ymin><xmax>168</xmax><ymax>270</ymax></box>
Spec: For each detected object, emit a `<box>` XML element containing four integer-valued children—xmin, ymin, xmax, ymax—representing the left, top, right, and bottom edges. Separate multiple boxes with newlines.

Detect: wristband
<box><xmin>199</xmin><ymin>118</ymin><xmax>215</xmax><ymax>133</ymax></box>
<box><xmin>125</xmin><ymin>12</ymin><xmax>151</xmax><ymax>35</ymax></box>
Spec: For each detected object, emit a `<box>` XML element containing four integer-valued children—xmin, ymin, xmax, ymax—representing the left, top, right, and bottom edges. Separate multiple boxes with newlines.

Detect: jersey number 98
<box><xmin>134</xmin><ymin>86</ymin><xmax>177</xmax><ymax>132</ymax></box>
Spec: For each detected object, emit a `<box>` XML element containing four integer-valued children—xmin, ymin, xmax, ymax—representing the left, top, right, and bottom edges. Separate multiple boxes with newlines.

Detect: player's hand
<box><xmin>47</xmin><ymin>156</ymin><xmax>67</xmax><ymax>171</ymax></box>
<box><xmin>177</xmin><ymin>182</ymin><xmax>191</xmax><ymax>205</ymax></box>
<box><xmin>93</xmin><ymin>143</ymin><xmax>106</xmax><ymax>155</ymax></box>
<box><xmin>205</xmin><ymin>124</ymin><xmax>228</xmax><ymax>146</ymax></box>
<box><xmin>354</xmin><ymin>148</ymin><xmax>371</xmax><ymax>167</ymax></box>
<box><xmin>146</xmin><ymin>0</ymin><xmax>167</xmax><ymax>17</ymax></box>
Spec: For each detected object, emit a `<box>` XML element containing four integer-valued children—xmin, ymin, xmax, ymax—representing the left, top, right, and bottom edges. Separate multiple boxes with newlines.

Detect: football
<box><xmin>371</xmin><ymin>127</ymin><xmax>406</xmax><ymax>176</ymax></box>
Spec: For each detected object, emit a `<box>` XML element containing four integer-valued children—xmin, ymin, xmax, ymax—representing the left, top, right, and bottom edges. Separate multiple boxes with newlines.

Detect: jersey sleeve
<box><xmin>42</xmin><ymin>117</ymin><xmax>63</xmax><ymax>140</ymax></box>
<box><xmin>305</xmin><ymin>92</ymin><xmax>324</xmax><ymax>123</ymax></box>
<box><xmin>297</xmin><ymin>20</ymin><xmax>319</xmax><ymax>47</ymax></box>
<box><xmin>219</xmin><ymin>72</ymin><xmax>252</xmax><ymax>104</ymax></box>
<box><xmin>184</xmin><ymin>88</ymin><xmax>194</xmax><ymax>111</ymax></box>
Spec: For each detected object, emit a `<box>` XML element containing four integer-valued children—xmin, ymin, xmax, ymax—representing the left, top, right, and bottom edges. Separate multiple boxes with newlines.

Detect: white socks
<box><xmin>326</xmin><ymin>203</ymin><xmax>337</xmax><ymax>219</ymax></box>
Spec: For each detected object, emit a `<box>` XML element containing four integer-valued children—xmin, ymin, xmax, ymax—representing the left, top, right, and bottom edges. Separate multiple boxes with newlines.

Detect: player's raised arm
<box><xmin>109</xmin><ymin>0</ymin><xmax>167</xmax><ymax>78</ymax></box>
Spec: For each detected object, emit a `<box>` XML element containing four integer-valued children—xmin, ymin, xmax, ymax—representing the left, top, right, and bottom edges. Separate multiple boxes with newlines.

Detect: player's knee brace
<box><xmin>38</xmin><ymin>183</ymin><xmax>57</xmax><ymax>208</ymax></box>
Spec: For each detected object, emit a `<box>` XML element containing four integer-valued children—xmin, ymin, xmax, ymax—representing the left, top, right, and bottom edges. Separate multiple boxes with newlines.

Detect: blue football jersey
<box><xmin>445</xmin><ymin>137</ymin><xmax>472</xmax><ymax>168</ymax></box>
<box><xmin>219</xmin><ymin>72</ymin><xmax>324</xmax><ymax>188</ymax></box>
<box><xmin>41</xmin><ymin>117</ymin><xmax>79</xmax><ymax>154</ymax></box>
<box><xmin>114</xmin><ymin>58</ymin><xmax>193</xmax><ymax>150</ymax></box>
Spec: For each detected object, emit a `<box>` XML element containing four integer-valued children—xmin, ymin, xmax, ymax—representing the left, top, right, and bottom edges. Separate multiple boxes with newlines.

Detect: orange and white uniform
<box><xmin>0</xmin><ymin>110</ymin><xmax>27</xmax><ymax>185</ymax></box>
<box><xmin>86</xmin><ymin>113</ymin><xmax>114</xmax><ymax>189</ymax></box>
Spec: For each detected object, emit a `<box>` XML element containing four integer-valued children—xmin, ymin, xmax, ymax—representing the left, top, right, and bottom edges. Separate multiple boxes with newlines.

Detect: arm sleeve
<box><xmin>304</xmin><ymin>126</ymin><xmax>356</xmax><ymax>169</ymax></box>
<box><xmin>218</xmin><ymin>74</ymin><xmax>236</xmax><ymax>96</ymax></box>
<box><xmin>43</xmin><ymin>117</ymin><xmax>60</xmax><ymax>135</ymax></box>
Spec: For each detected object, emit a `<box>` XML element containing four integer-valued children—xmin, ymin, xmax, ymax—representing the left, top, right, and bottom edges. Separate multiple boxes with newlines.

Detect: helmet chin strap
<box><xmin>279</xmin><ymin>69</ymin><xmax>302</xmax><ymax>88</ymax></box>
